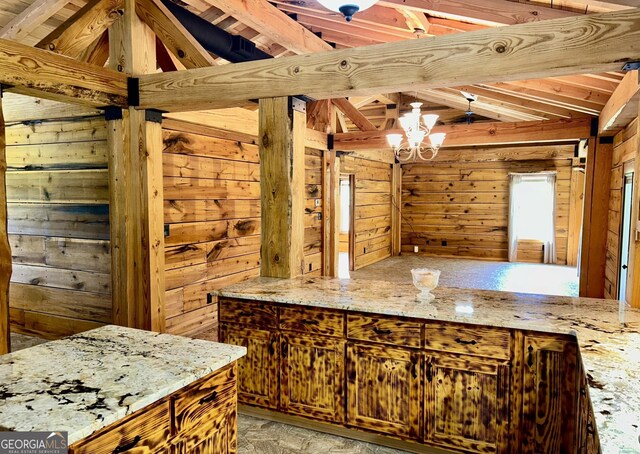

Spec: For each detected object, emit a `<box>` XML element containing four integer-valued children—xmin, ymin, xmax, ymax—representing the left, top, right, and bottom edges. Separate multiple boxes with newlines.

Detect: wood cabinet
<box><xmin>219</xmin><ymin>297</ymin><xmax>593</xmax><ymax>454</ymax></box>
<box><xmin>424</xmin><ymin>353</ymin><xmax>509</xmax><ymax>453</ymax></box>
<box><xmin>521</xmin><ymin>333</ymin><xmax>579</xmax><ymax>454</ymax></box>
<box><xmin>280</xmin><ymin>333</ymin><xmax>345</xmax><ymax>422</ymax></box>
<box><xmin>346</xmin><ymin>342</ymin><xmax>421</xmax><ymax>438</ymax></box>
<box><xmin>220</xmin><ymin>324</ymin><xmax>279</xmax><ymax>409</ymax></box>
<box><xmin>70</xmin><ymin>363</ymin><xmax>238</xmax><ymax>454</ymax></box>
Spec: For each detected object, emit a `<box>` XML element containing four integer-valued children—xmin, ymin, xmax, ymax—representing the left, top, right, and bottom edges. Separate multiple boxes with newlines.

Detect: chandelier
<box><xmin>316</xmin><ymin>1</ymin><xmax>379</xmax><ymax>21</ymax></box>
<box><xmin>386</xmin><ymin>102</ymin><xmax>446</xmax><ymax>162</ymax></box>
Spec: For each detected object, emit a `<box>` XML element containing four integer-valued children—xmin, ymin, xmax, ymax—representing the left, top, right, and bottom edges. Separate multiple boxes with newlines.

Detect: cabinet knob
<box><xmin>373</xmin><ymin>327</ymin><xmax>392</xmax><ymax>336</ymax></box>
<box><xmin>112</xmin><ymin>435</ymin><xmax>141</xmax><ymax>454</ymax></box>
<box><xmin>426</xmin><ymin>361</ymin><xmax>433</xmax><ymax>383</ymax></box>
<box><xmin>527</xmin><ymin>344</ymin><xmax>534</xmax><ymax>368</ymax></box>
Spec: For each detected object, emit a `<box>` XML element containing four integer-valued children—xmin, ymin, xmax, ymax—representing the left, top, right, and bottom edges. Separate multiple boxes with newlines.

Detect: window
<box><xmin>508</xmin><ymin>173</ymin><xmax>556</xmax><ymax>263</ymax></box>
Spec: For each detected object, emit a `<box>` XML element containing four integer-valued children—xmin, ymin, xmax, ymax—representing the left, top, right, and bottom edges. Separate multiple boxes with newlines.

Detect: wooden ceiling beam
<box><xmin>138</xmin><ymin>9</ymin><xmax>640</xmax><ymax>112</ymax></box>
<box><xmin>0</xmin><ymin>0</ymin><xmax>69</xmax><ymax>42</ymax></box>
<box><xmin>79</xmin><ymin>30</ymin><xmax>110</xmax><ymax>66</ymax></box>
<box><xmin>549</xmin><ymin>74</ymin><xmax>619</xmax><ymax>94</ymax></box>
<box><xmin>37</xmin><ymin>0</ymin><xmax>124</xmax><ymax>59</ymax></box>
<box><xmin>377</xmin><ymin>0</ymin><xmax>577</xmax><ymax>26</ymax></box>
<box><xmin>462</xmin><ymin>85</ymin><xmax>593</xmax><ymax>118</ymax></box>
<box><xmin>488</xmin><ymin>82</ymin><xmax>603</xmax><ymax>115</ymax></box>
<box><xmin>598</xmin><ymin>70</ymin><xmax>640</xmax><ymax>136</ymax></box>
<box><xmin>135</xmin><ymin>0</ymin><xmax>217</xmax><ymax>69</ymax></box>
<box><xmin>331</xmin><ymin>98</ymin><xmax>377</xmax><ymax>131</ymax></box>
<box><xmin>0</xmin><ymin>37</ymin><xmax>128</xmax><ymax>107</ymax></box>
<box><xmin>416</xmin><ymin>88</ymin><xmax>549</xmax><ymax>122</ymax></box>
<box><xmin>198</xmin><ymin>0</ymin><xmax>331</xmax><ymax>54</ymax></box>
<box><xmin>506</xmin><ymin>78</ymin><xmax>610</xmax><ymax>106</ymax></box>
<box><xmin>293</xmin><ymin>13</ymin><xmax>414</xmax><ymax>43</ymax></box>
<box><xmin>334</xmin><ymin>118</ymin><xmax>592</xmax><ymax>150</ymax></box>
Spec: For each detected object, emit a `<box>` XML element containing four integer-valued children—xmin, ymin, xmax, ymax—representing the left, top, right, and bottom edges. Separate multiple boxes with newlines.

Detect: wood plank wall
<box><xmin>6</xmin><ymin>116</ymin><xmax>111</xmax><ymax>339</ymax></box>
<box><xmin>401</xmin><ymin>147</ymin><xmax>577</xmax><ymax>264</ymax></box>
<box><xmin>163</xmin><ymin>121</ymin><xmax>325</xmax><ymax>339</ymax></box>
<box><xmin>604</xmin><ymin>119</ymin><xmax>637</xmax><ymax>299</ymax></box>
<box><xmin>305</xmin><ymin>148</ymin><xmax>323</xmax><ymax>276</ymax></box>
<box><xmin>341</xmin><ymin>155</ymin><xmax>392</xmax><ymax>270</ymax></box>
<box><xmin>162</xmin><ymin>121</ymin><xmax>261</xmax><ymax>340</ymax></box>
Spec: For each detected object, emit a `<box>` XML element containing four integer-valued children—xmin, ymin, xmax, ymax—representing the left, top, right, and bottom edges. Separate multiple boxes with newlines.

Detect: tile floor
<box><xmin>349</xmin><ymin>255</ymin><xmax>579</xmax><ymax>297</ymax></box>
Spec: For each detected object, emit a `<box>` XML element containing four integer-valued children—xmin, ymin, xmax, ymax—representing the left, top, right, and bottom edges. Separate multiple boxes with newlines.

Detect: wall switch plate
<box><xmin>414</xmin><ymin>246</ymin><xmax>419</xmax><ymax>253</ymax></box>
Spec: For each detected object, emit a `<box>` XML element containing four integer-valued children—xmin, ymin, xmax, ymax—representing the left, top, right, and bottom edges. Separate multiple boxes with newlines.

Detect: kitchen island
<box><xmin>0</xmin><ymin>325</ymin><xmax>246</xmax><ymax>452</ymax></box>
<box><xmin>217</xmin><ymin>276</ymin><xmax>640</xmax><ymax>454</ymax></box>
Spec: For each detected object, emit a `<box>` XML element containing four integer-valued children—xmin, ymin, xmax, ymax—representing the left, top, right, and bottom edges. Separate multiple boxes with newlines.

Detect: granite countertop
<box><xmin>0</xmin><ymin>325</ymin><xmax>246</xmax><ymax>444</ymax></box>
<box><xmin>218</xmin><ymin>276</ymin><xmax>640</xmax><ymax>452</ymax></box>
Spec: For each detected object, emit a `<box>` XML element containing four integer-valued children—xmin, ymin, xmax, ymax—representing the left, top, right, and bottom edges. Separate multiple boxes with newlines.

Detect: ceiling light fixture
<box><xmin>316</xmin><ymin>0</ymin><xmax>379</xmax><ymax>21</ymax></box>
<box><xmin>386</xmin><ymin>102</ymin><xmax>446</xmax><ymax>162</ymax></box>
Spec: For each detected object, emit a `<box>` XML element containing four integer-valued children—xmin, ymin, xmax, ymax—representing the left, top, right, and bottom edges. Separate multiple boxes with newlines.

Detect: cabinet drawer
<box><xmin>424</xmin><ymin>324</ymin><xmax>511</xmax><ymax>359</ymax></box>
<box><xmin>172</xmin><ymin>363</ymin><xmax>237</xmax><ymax>433</ymax></box>
<box><xmin>280</xmin><ymin>306</ymin><xmax>344</xmax><ymax>337</ymax></box>
<box><xmin>71</xmin><ymin>400</ymin><xmax>170</xmax><ymax>454</ymax></box>
<box><xmin>219</xmin><ymin>298</ymin><xmax>277</xmax><ymax>327</ymax></box>
<box><xmin>347</xmin><ymin>314</ymin><xmax>422</xmax><ymax>348</ymax></box>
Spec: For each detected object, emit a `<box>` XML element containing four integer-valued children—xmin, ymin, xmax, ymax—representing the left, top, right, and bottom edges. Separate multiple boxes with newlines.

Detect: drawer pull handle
<box><xmin>268</xmin><ymin>338</ymin><xmax>276</xmax><ymax>356</ymax></box>
<box><xmin>373</xmin><ymin>327</ymin><xmax>392</xmax><ymax>336</ymax></box>
<box><xmin>113</xmin><ymin>435</ymin><xmax>141</xmax><ymax>454</ymax></box>
<box><xmin>455</xmin><ymin>338</ymin><xmax>478</xmax><ymax>346</ymax></box>
<box><xmin>199</xmin><ymin>390</ymin><xmax>218</xmax><ymax>405</ymax></box>
<box><xmin>426</xmin><ymin>361</ymin><xmax>433</xmax><ymax>383</ymax></box>
<box><xmin>527</xmin><ymin>344</ymin><xmax>534</xmax><ymax>368</ymax></box>
<box><xmin>412</xmin><ymin>361</ymin><xmax>418</xmax><ymax>379</ymax></box>
<box><xmin>238</xmin><ymin>311</ymin><xmax>253</xmax><ymax>317</ymax></box>
<box><xmin>301</xmin><ymin>319</ymin><xmax>319</xmax><ymax>325</ymax></box>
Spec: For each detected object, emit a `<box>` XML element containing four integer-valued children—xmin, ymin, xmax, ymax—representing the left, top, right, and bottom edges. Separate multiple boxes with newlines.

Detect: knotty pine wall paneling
<box><xmin>604</xmin><ymin>119</ymin><xmax>638</xmax><ymax>299</ymax></box>
<box><xmin>402</xmin><ymin>150</ymin><xmax>574</xmax><ymax>264</ymax></box>
<box><xmin>6</xmin><ymin>115</ymin><xmax>112</xmax><ymax>339</ymax></box>
<box><xmin>163</xmin><ymin>121</ymin><xmax>261</xmax><ymax>340</ymax></box>
<box><xmin>341</xmin><ymin>155</ymin><xmax>392</xmax><ymax>270</ymax></box>
<box><xmin>163</xmin><ymin>121</ymin><xmax>326</xmax><ymax>339</ymax></box>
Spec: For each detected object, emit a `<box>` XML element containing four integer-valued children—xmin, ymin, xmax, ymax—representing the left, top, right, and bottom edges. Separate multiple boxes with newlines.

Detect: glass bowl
<box><xmin>411</xmin><ymin>268</ymin><xmax>441</xmax><ymax>301</ymax></box>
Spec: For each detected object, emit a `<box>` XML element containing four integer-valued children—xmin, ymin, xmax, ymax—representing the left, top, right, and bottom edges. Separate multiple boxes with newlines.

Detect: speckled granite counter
<box><xmin>218</xmin><ymin>276</ymin><xmax>640</xmax><ymax>453</ymax></box>
<box><xmin>0</xmin><ymin>325</ymin><xmax>246</xmax><ymax>444</ymax></box>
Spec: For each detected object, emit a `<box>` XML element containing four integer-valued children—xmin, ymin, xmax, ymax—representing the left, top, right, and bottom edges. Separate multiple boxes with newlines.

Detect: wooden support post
<box><xmin>579</xmin><ymin>135</ymin><xmax>613</xmax><ymax>298</ymax></box>
<box><xmin>323</xmin><ymin>149</ymin><xmax>340</xmax><ymax>277</ymax></box>
<box><xmin>391</xmin><ymin>162</ymin><xmax>402</xmax><ymax>256</ymax></box>
<box><xmin>108</xmin><ymin>0</ymin><xmax>165</xmax><ymax>331</ymax></box>
<box><xmin>259</xmin><ymin>97</ymin><xmax>305</xmax><ymax>278</ymax></box>
<box><xmin>0</xmin><ymin>92</ymin><xmax>10</xmax><ymax>354</ymax></box>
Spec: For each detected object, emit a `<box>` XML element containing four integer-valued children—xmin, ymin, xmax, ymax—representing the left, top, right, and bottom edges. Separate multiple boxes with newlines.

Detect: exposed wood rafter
<box><xmin>0</xmin><ymin>0</ymin><xmax>69</xmax><ymax>42</ymax></box>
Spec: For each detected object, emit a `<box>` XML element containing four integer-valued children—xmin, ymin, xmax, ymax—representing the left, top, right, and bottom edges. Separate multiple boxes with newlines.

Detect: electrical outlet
<box><xmin>317</xmin><ymin>213</ymin><xmax>322</xmax><ymax>220</ymax></box>
<box><xmin>414</xmin><ymin>245</ymin><xmax>419</xmax><ymax>253</ymax></box>
<box><xmin>315</xmin><ymin>199</ymin><xmax>321</xmax><ymax>207</ymax></box>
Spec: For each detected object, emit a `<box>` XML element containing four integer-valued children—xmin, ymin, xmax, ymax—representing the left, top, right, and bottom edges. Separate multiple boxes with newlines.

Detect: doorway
<box><xmin>338</xmin><ymin>175</ymin><xmax>355</xmax><ymax>278</ymax></box>
<box><xmin>618</xmin><ymin>164</ymin><xmax>635</xmax><ymax>302</ymax></box>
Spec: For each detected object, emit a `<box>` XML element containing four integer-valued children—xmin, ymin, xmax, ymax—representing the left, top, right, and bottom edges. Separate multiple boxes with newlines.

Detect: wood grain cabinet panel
<box><xmin>424</xmin><ymin>324</ymin><xmax>511</xmax><ymax>360</ymax></box>
<box><xmin>170</xmin><ymin>410</ymin><xmax>235</xmax><ymax>454</ymax></box>
<box><xmin>219</xmin><ymin>299</ymin><xmax>277</xmax><ymax>328</ymax></box>
<box><xmin>280</xmin><ymin>333</ymin><xmax>346</xmax><ymax>422</ymax></box>
<box><xmin>346</xmin><ymin>342</ymin><xmax>421</xmax><ymax>438</ymax></box>
<box><xmin>279</xmin><ymin>306</ymin><xmax>344</xmax><ymax>337</ymax></box>
<box><xmin>173</xmin><ymin>362</ymin><xmax>237</xmax><ymax>434</ymax></box>
<box><xmin>424</xmin><ymin>353</ymin><xmax>509</xmax><ymax>453</ymax></box>
<box><xmin>347</xmin><ymin>314</ymin><xmax>422</xmax><ymax>348</ymax></box>
<box><xmin>220</xmin><ymin>324</ymin><xmax>279</xmax><ymax>409</ymax></box>
<box><xmin>521</xmin><ymin>334</ymin><xmax>579</xmax><ymax>454</ymax></box>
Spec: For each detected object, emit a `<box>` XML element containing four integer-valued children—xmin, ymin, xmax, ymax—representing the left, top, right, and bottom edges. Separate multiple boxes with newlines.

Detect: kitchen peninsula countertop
<box><xmin>0</xmin><ymin>325</ymin><xmax>246</xmax><ymax>444</ymax></box>
<box><xmin>218</xmin><ymin>276</ymin><xmax>640</xmax><ymax>452</ymax></box>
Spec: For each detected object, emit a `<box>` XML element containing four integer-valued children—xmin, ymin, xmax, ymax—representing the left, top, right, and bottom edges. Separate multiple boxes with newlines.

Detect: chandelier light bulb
<box><xmin>316</xmin><ymin>0</ymin><xmax>379</xmax><ymax>21</ymax></box>
<box><xmin>386</xmin><ymin>134</ymin><xmax>403</xmax><ymax>148</ymax></box>
<box><xmin>422</xmin><ymin>114</ymin><xmax>439</xmax><ymax>131</ymax></box>
<box><xmin>429</xmin><ymin>133</ymin><xmax>446</xmax><ymax>149</ymax></box>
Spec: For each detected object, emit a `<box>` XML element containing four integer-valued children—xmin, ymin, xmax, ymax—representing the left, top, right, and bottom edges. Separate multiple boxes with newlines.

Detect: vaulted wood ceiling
<box><xmin>0</xmin><ymin>0</ymin><xmax>631</xmax><ymax>132</ymax></box>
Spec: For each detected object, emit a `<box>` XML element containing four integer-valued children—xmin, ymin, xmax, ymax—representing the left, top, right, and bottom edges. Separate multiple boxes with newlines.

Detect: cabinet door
<box><xmin>424</xmin><ymin>353</ymin><xmax>509</xmax><ymax>453</ymax></box>
<box><xmin>521</xmin><ymin>334</ymin><xmax>579</xmax><ymax>454</ymax></box>
<box><xmin>346</xmin><ymin>342</ymin><xmax>421</xmax><ymax>438</ymax></box>
<box><xmin>170</xmin><ymin>410</ymin><xmax>236</xmax><ymax>454</ymax></box>
<box><xmin>220</xmin><ymin>324</ymin><xmax>279</xmax><ymax>409</ymax></box>
<box><xmin>281</xmin><ymin>333</ymin><xmax>345</xmax><ymax>423</ymax></box>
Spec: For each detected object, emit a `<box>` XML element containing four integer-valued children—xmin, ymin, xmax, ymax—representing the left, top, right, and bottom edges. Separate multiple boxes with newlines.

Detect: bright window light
<box><xmin>512</xmin><ymin>176</ymin><xmax>554</xmax><ymax>242</ymax></box>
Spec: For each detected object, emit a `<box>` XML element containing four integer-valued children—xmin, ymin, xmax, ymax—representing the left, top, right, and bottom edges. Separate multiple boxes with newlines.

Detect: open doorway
<box><xmin>618</xmin><ymin>163</ymin><xmax>635</xmax><ymax>302</ymax></box>
<box><xmin>338</xmin><ymin>175</ymin><xmax>355</xmax><ymax>278</ymax></box>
